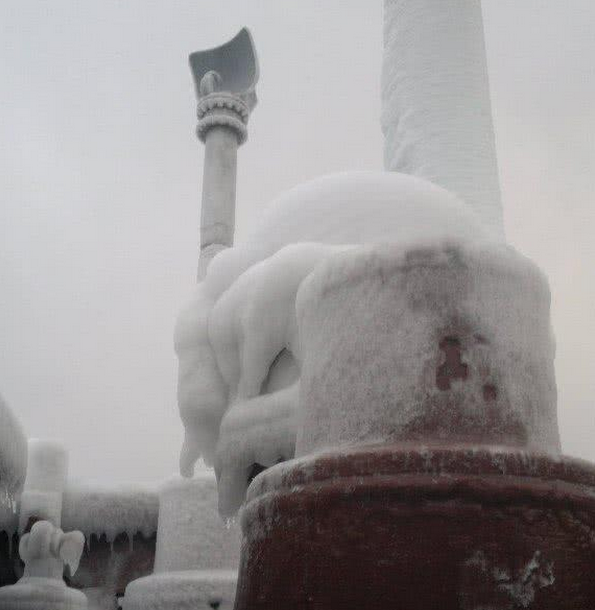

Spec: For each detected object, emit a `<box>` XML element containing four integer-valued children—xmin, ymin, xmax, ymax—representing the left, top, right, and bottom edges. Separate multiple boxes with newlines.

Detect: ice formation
<box><xmin>0</xmin><ymin>520</ymin><xmax>87</xmax><ymax>610</ymax></box>
<box><xmin>0</xmin><ymin>394</ymin><xmax>27</xmax><ymax>520</ymax></box>
<box><xmin>382</xmin><ymin>0</ymin><xmax>503</xmax><ymax>237</ymax></box>
<box><xmin>61</xmin><ymin>483</ymin><xmax>158</xmax><ymax>548</ymax></box>
<box><xmin>175</xmin><ymin>170</ymin><xmax>496</xmax><ymax>514</ymax></box>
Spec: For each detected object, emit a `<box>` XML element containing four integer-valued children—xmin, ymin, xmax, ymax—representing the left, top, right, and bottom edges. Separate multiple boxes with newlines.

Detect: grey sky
<box><xmin>1</xmin><ymin>1</ymin><xmax>594</xmax><ymax>484</ymax></box>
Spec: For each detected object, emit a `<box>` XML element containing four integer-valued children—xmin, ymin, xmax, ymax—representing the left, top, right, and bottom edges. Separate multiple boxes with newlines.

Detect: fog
<box><xmin>1</xmin><ymin>1</ymin><xmax>593</xmax><ymax>483</ymax></box>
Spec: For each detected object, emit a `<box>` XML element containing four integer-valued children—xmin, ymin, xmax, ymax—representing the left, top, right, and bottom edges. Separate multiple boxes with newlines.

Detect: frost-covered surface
<box><xmin>154</xmin><ymin>474</ymin><xmax>239</xmax><ymax>573</ymax></box>
<box><xmin>382</xmin><ymin>0</ymin><xmax>503</xmax><ymax>237</ymax></box>
<box><xmin>175</xmin><ymin>171</ymin><xmax>493</xmax><ymax>514</ymax></box>
<box><xmin>123</xmin><ymin>570</ymin><xmax>237</xmax><ymax>610</ymax></box>
<box><xmin>0</xmin><ymin>394</ymin><xmax>27</xmax><ymax>510</ymax></box>
<box><xmin>61</xmin><ymin>482</ymin><xmax>158</xmax><ymax>545</ymax></box>
<box><xmin>295</xmin><ymin>241</ymin><xmax>559</xmax><ymax>455</ymax></box>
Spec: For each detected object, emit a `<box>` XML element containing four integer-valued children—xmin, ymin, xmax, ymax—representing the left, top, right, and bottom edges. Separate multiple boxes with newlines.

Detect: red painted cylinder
<box><xmin>235</xmin><ymin>446</ymin><xmax>595</xmax><ymax>610</ymax></box>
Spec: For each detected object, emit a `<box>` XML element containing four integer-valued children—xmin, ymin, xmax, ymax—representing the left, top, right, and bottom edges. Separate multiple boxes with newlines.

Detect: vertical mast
<box><xmin>189</xmin><ymin>28</ymin><xmax>259</xmax><ymax>279</ymax></box>
<box><xmin>382</xmin><ymin>0</ymin><xmax>504</xmax><ymax>238</ymax></box>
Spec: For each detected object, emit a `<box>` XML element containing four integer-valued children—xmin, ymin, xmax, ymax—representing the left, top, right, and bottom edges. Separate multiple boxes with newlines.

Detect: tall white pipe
<box><xmin>382</xmin><ymin>0</ymin><xmax>504</xmax><ymax>238</ymax></box>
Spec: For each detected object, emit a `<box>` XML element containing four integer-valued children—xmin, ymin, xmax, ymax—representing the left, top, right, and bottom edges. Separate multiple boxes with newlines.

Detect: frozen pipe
<box><xmin>189</xmin><ymin>28</ymin><xmax>259</xmax><ymax>279</ymax></box>
<box><xmin>19</xmin><ymin>439</ymin><xmax>68</xmax><ymax>531</ymax></box>
<box><xmin>382</xmin><ymin>0</ymin><xmax>505</xmax><ymax>238</ymax></box>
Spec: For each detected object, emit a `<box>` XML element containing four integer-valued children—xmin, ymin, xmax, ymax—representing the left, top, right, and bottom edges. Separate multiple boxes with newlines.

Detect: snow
<box><xmin>461</xmin><ymin>550</ymin><xmax>554</xmax><ymax>609</ymax></box>
<box><xmin>154</xmin><ymin>474</ymin><xmax>239</xmax><ymax>573</ymax></box>
<box><xmin>61</xmin><ymin>482</ymin><xmax>158</xmax><ymax>546</ymax></box>
<box><xmin>0</xmin><ymin>394</ymin><xmax>27</xmax><ymax>508</ymax></box>
<box><xmin>382</xmin><ymin>0</ymin><xmax>504</xmax><ymax>237</ymax></box>
<box><xmin>176</xmin><ymin>171</ymin><xmax>495</xmax><ymax>514</ymax></box>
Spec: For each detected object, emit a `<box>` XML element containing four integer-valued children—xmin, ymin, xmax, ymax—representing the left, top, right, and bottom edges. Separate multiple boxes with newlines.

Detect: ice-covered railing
<box><xmin>0</xmin><ymin>394</ymin><xmax>27</xmax><ymax>535</ymax></box>
<box><xmin>61</xmin><ymin>482</ymin><xmax>158</xmax><ymax>549</ymax></box>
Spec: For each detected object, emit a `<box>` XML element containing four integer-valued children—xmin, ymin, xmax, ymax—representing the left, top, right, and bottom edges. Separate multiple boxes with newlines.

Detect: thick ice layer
<box><xmin>0</xmin><ymin>394</ymin><xmax>27</xmax><ymax>502</ymax></box>
<box><xmin>175</xmin><ymin>287</ymin><xmax>227</xmax><ymax>474</ymax></box>
<box><xmin>216</xmin><ymin>384</ymin><xmax>298</xmax><ymax>516</ymax></box>
<box><xmin>154</xmin><ymin>474</ymin><xmax>239</xmax><ymax>573</ymax></box>
<box><xmin>61</xmin><ymin>483</ymin><xmax>158</xmax><ymax>546</ymax></box>
<box><xmin>295</xmin><ymin>241</ymin><xmax>559</xmax><ymax>455</ymax></box>
<box><xmin>175</xmin><ymin>172</ymin><xmax>494</xmax><ymax>510</ymax></box>
<box><xmin>382</xmin><ymin>0</ymin><xmax>503</xmax><ymax>237</ymax></box>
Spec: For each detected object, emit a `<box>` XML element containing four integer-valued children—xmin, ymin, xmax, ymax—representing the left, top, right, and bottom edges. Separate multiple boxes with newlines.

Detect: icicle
<box><xmin>128</xmin><ymin>530</ymin><xmax>134</xmax><ymax>553</ymax></box>
<box><xmin>7</xmin><ymin>531</ymin><xmax>13</xmax><ymax>559</ymax></box>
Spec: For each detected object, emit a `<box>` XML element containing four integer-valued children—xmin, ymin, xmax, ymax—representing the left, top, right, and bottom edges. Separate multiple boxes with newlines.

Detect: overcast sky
<box><xmin>1</xmin><ymin>1</ymin><xmax>594</xmax><ymax>484</ymax></box>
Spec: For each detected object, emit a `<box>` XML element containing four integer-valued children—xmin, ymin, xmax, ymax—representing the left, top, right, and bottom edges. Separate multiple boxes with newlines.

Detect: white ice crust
<box><xmin>175</xmin><ymin>171</ymin><xmax>494</xmax><ymax>515</ymax></box>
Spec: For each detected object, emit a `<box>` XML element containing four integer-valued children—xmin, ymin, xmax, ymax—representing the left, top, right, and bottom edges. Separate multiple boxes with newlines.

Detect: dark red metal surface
<box><xmin>235</xmin><ymin>446</ymin><xmax>595</xmax><ymax>610</ymax></box>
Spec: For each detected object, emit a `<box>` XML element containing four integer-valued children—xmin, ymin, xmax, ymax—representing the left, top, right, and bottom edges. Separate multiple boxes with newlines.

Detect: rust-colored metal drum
<box><xmin>235</xmin><ymin>445</ymin><xmax>595</xmax><ymax>610</ymax></box>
